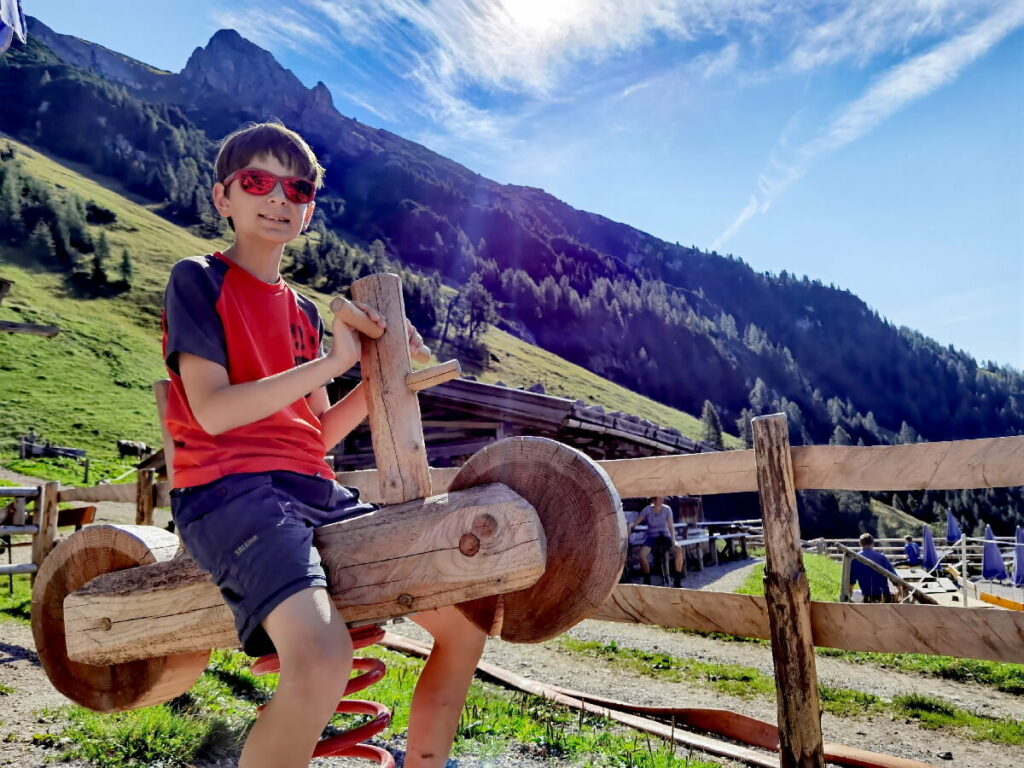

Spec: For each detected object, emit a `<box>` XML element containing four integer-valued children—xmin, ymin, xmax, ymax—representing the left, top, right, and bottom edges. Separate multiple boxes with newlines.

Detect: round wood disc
<box><xmin>450</xmin><ymin>436</ymin><xmax>625</xmax><ymax>643</ymax></box>
<box><xmin>31</xmin><ymin>524</ymin><xmax>210</xmax><ymax>713</ymax></box>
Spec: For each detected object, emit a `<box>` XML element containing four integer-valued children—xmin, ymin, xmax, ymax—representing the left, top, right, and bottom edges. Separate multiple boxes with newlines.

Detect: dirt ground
<box><xmin>2</xmin><ymin>472</ymin><xmax>1022</xmax><ymax>767</ymax></box>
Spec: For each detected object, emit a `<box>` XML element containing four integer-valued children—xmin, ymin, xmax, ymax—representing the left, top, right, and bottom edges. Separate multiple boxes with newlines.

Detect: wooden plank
<box><xmin>0</xmin><ymin>487</ymin><xmax>41</xmax><ymax>498</ymax></box>
<box><xmin>0</xmin><ymin>525</ymin><xmax>38</xmax><ymax>536</ymax></box>
<box><xmin>335</xmin><ymin>467</ymin><xmax>460</xmax><ymax>504</ymax></box>
<box><xmin>60</xmin><ymin>484</ymin><xmax>136</xmax><ymax>504</ymax></box>
<box><xmin>595</xmin><ymin>585</ymin><xmax>1024</xmax><ymax>663</ymax></box>
<box><xmin>979</xmin><ymin>592</ymin><xmax>1024</xmax><ymax>611</ymax></box>
<box><xmin>0</xmin><ymin>320</ymin><xmax>60</xmax><ymax>336</ymax></box>
<box><xmin>12</xmin><ymin>497</ymin><xmax>26</xmax><ymax>525</ymax></box>
<box><xmin>752</xmin><ymin>415</ymin><xmax>824</xmax><ymax>768</ymax></box>
<box><xmin>351</xmin><ymin>274</ymin><xmax>432</xmax><ymax>503</ymax></box>
<box><xmin>597</xmin><ymin>435</ymin><xmax>1024</xmax><ymax>498</ymax></box>
<box><xmin>64</xmin><ymin>484</ymin><xmax>547</xmax><ymax>665</ymax></box>
<box><xmin>30</xmin><ymin>482</ymin><xmax>60</xmax><ymax>580</ymax></box>
<box><xmin>0</xmin><ymin>563</ymin><xmax>37</xmax><ymax>575</ymax></box>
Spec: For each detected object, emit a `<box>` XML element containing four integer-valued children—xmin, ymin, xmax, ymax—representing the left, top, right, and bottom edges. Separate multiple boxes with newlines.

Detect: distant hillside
<box><xmin>0</xmin><ymin>136</ymin><xmax>726</xmax><ymax>458</ymax></box>
<box><xmin>3</xmin><ymin>19</ymin><xmax>1021</xmax><ymax>457</ymax></box>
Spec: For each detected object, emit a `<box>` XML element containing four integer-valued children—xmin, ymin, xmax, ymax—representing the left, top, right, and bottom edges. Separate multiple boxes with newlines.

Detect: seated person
<box><xmin>627</xmin><ymin>496</ymin><xmax>683</xmax><ymax>587</ymax></box>
<box><xmin>901</xmin><ymin>535</ymin><xmax>922</xmax><ymax>567</ymax></box>
<box><xmin>849</xmin><ymin>533</ymin><xmax>897</xmax><ymax>603</ymax></box>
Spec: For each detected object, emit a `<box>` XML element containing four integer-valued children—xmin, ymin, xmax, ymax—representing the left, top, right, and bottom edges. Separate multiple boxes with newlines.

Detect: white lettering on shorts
<box><xmin>234</xmin><ymin>535</ymin><xmax>258</xmax><ymax>557</ymax></box>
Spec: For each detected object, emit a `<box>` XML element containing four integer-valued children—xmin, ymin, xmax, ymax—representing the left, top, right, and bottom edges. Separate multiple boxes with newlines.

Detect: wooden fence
<box><xmin>47</xmin><ymin>423</ymin><xmax>1024</xmax><ymax>767</ymax></box>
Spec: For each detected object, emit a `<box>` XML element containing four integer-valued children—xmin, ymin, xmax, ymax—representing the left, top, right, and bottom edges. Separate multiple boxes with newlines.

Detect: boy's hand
<box><xmin>406</xmin><ymin>319</ymin><xmax>432</xmax><ymax>362</ymax></box>
<box><xmin>328</xmin><ymin>300</ymin><xmax>385</xmax><ymax>375</ymax></box>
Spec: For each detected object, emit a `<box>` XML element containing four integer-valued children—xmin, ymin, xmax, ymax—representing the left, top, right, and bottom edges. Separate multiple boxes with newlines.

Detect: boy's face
<box><xmin>212</xmin><ymin>153</ymin><xmax>316</xmax><ymax>244</ymax></box>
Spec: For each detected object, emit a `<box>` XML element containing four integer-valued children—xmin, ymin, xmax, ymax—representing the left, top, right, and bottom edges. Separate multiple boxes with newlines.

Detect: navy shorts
<box><xmin>170</xmin><ymin>470</ymin><xmax>376</xmax><ymax>657</ymax></box>
<box><xmin>644</xmin><ymin>533</ymin><xmax>676</xmax><ymax>548</ymax></box>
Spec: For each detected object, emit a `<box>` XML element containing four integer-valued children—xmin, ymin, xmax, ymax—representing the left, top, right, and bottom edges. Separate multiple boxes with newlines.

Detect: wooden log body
<box><xmin>62</xmin><ymin>482</ymin><xmax>546</xmax><ymax>669</ymax></box>
<box><xmin>753</xmin><ymin>415</ymin><xmax>825</xmax><ymax>768</ymax></box>
<box><xmin>32</xmin><ymin>524</ymin><xmax>211</xmax><ymax>713</ymax></box>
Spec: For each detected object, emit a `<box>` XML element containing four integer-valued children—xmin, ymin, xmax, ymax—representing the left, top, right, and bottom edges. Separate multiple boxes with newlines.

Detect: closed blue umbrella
<box><xmin>982</xmin><ymin>525</ymin><xmax>1008</xmax><ymax>581</ymax></box>
<box><xmin>946</xmin><ymin>509</ymin><xmax>962</xmax><ymax>545</ymax></box>
<box><xmin>0</xmin><ymin>0</ymin><xmax>26</xmax><ymax>54</ymax></box>
<box><xmin>1014</xmin><ymin>526</ymin><xmax>1024</xmax><ymax>588</ymax></box>
<box><xmin>921</xmin><ymin>525</ymin><xmax>939</xmax><ymax>572</ymax></box>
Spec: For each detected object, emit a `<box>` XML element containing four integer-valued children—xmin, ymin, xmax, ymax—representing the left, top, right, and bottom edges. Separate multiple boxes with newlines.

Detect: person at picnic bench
<box><xmin>849</xmin><ymin>533</ymin><xmax>897</xmax><ymax>603</ymax></box>
<box><xmin>162</xmin><ymin>121</ymin><xmax>486</xmax><ymax>768</ymax></box>
<box><xmin>628</xmin><ymin>496</ymin><xmax>684</xmax><ymax>587</ymax></box>
<box><xmin>900</xmin><ymin>535</ymin><xmax>922</xmax><ymax>567</ymax></box>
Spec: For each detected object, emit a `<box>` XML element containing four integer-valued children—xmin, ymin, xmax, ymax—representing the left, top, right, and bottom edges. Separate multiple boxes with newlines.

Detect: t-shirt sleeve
<box><xmin>294</xmin><ymin>291</ymin><xmax>325</xmax><ymax>362</ymax></box>
<box><xmin>163</xmin><ymin>258</ymin><xmax>227</xmax><ymax>375</ymax></box>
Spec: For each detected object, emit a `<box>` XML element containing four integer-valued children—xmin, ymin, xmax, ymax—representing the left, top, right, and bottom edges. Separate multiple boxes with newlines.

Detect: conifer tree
<box><xmin>92</xmin><ymin>232</ymin><xmax>110</xmax><ymax>285</ymax></box>
<box><xmin>700</xmin><ymin>399</ymin><xmax>725</xmax><ymax>450</ymax></box>
<box><xmin>119</xmin><ymin>248</ymin><xmax>133</xmax><ymax>284</ymax></box>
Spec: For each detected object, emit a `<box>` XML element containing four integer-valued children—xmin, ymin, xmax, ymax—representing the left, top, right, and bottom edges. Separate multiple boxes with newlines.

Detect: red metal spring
<box><xmin>251</xmin><ymin>624</ymin><xmax>394</xmax><ymax>766</ymax></box>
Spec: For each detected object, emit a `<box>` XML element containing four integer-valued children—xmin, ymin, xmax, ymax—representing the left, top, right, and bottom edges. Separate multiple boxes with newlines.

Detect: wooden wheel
<box><xmin>31</xmin><ymin>524</ymin><xmax>210</xmax><ymax>713</ymax></box>
<box><xmin>450</xmin><ymin>436</ymin><xmax>625</xmax><ymax>642</ymax></box>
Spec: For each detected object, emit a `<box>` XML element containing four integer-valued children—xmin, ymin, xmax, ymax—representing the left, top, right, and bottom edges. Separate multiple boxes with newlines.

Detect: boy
<box><xmin>849</xmin><ymin>533</ymin><xmax>897</xmax><ymax>603</ymax></box>
<box><xmin>162</xmin><ymin>121</ymin><xmax>485</xmax><ymax>768</ymax></box>
<box><xmin>627</xmin><ymin>496</ymin><xmax>683</xmax><ymax>587</ymax></box>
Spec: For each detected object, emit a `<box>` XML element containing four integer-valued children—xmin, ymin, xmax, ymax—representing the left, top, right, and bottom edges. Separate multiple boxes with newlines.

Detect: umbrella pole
<box><xmin>960</xmin><ymin>534</ymin><xmax>969</xmax><ymax>608</ymax></box>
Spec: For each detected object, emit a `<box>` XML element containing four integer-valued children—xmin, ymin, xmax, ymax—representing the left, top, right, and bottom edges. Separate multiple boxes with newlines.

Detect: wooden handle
<box><xmin>330</xmin><ymin>295</ymin><xmax>432</xmax><ymax>364</ymax></box>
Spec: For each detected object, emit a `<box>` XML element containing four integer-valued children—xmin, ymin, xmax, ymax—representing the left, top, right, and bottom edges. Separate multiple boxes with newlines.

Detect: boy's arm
<box><xmin>309</xmin><ymin>317</ymin><xmax>429</xmax><ymax>450</ymax></box>
<box><xmin>180</xmin><ymin>310</ymin><xmax>371</xmax><ymax>436</ymax></box>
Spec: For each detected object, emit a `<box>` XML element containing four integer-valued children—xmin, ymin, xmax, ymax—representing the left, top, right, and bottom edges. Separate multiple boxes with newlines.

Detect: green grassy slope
<box><xmin>870</xmin><ymin>498</ymin><xmax>930</xmax><ymax>538</ymax></box>
<box><xmin>0</xmin><ymin>136</ymin><xmax>735</xmax><ymax>460</ymax></box>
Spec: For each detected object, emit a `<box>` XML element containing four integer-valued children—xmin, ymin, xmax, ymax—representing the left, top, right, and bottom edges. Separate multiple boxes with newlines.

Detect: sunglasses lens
<box><xmin>284</xmin><ymin>179</ymin><xmax>315</xmax><ymax>204</ymax></box>
<box><xmin>238</xmin><ymin>170</ymin><xmax>275</xmax><ymax>195</ymax></box>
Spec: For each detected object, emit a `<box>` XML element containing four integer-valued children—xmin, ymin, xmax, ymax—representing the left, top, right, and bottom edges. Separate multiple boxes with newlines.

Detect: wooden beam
<box><xmin>600</xmin><ymin>434</ymin><xmax>1024</xmax><ymax>497</ymax></box>
<box><xmin>594</xmin><ymin>585</ymin><xmax>1024</xmax><ymax>663</ymax></box>
<box><xmin>63</xmin><ymin>483</ymin><xmax>547</xmax><ymax>665</ymax></box>
<box><xmin>833</xmin><ymin>542</ymin><xmax>938</xmax><ymax>605</ymax></box>
<box><xmin>0</xmin><ymin>563</ymin><xmax>37</xmax><ymax>576</ymax></box>
<box><xmin>0</xmin><ymin>320</ymin><xmax>60</xmax><ymax>336</ymax></box>
<box><xmin>352</xmin><ymin>274</ymin><xmax>431</xmax><ymax>503</ymax></box>
<box><xmin>406</xmin><ymin>360</ymin><xmax>461</xmax><ymax>392</ymax></box>
<box><xmin>60</xmin><ymin>484</ymin><xmax>137</xmax><ymax>504</ymax></box>
<box><xmin>752</xmin><ymin>415</ymin><xmax>824</xmax><ymax>768</ymax></box>
<box><xmin>30</xmin><ymin>482</ymin><xmax>59</xmax><ymax>581</ymax></box>
<box><xmin>1</xmin><ymin>486</ymin><xmax>41</xmax><ymax>498</ymax></box>
<box><xmin>135</xmin><ymin>469</ymin><xmax>155</xmax><ymax>526</ymax></box>
<box><xmin>335</xmin><ymin>467</ymin><xmax>460</xmax><ymax>504</ymax></box>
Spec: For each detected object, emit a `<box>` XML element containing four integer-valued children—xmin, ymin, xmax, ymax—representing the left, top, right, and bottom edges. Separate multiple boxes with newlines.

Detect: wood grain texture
<box><xmin>449</xmin><ymin>437</ymin><xmax>626</xmax><ymax>643</ymax></box>
<box><xmin>31</xmin><ymin>524</ymin><xmax>210</xmax><ymax>713</ymax></box>
<box><xmin>753</xmin><ymin>415</ymin><xmax>824</xmax><ymax>768</ymax></box>
<box><xmin>593</xmin><ymin>585</ymin><xmax>1024</xmax><ymax>663</ymax></box>
<box><xmin>30</xmin><ymin>482</ymin><xmax>59</xmax><ymax>579</ymax></box>
<box><xmin>63</xmin><ymin>484</ymin><xmax>546</xmax><ymax>667</ymax></box>
<box><xmin>351</xmin><ymin>273</ymin><xmax>432</xmax><ymax>503</ymax></box>
<box><xmin>134</xmin><ymin>469</ymin><xmax>155</xmax><ymax>526</ymax></box>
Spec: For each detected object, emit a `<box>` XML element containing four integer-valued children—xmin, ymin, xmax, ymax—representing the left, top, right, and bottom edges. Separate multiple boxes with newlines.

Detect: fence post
<box><xmin>752</xmin><ymin>414</ymin><xmax>825</xmax><ymax>768</ymax></box>
<box><xmin>960</xmin><ymin>534</ymin><xmax>969</xmax><ymax>608</ymax></box>
<box><xmin>136</xmin><ymin>469</ymin><xmax>155</xmax><ymax>526</ymax></box>
<box><xmin>839</xmin><ymin>552</ymin><xmax>852</xmax><ymax>602</ymax></box>
<box><xmin>30</xmin><ymin>481</ymin><xmax>60</xmax><ymax>581</ymax></box>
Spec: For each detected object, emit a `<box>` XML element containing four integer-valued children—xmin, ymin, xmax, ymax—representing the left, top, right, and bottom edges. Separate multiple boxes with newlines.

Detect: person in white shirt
<box><xmin>627</xmin><ymin>496</ymin><xmax>683</xmax><ymax>587</ymax></box>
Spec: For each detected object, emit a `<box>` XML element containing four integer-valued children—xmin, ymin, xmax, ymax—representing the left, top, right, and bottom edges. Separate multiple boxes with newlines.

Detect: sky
<box><xmin>30</xmin><ymin>0</ymin><xmax>1024</xmax><ymax>368</ymax></box>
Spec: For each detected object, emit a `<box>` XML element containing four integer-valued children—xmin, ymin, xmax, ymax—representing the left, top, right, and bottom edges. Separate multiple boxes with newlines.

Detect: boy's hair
<box><xmin>214</xmin><ymin>121</ymin><xmax>325</xmax><ymax>230</ymax></box>
<box><xmin>904</xmin><ymin>535</ymin><xmax>913</xmax><ymax>542</ymax></box>
<box><xmin>859</xmin><ymin>533</ymin><xmax>875</xmax><ymax>547</ymax></box>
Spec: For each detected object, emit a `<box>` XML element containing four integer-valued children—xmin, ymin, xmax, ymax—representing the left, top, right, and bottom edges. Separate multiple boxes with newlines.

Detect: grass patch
<box><xmin>558</xmin><ymin>637</ymin><xmax>1024</xmax><ymax>744</ymax></box>
<box><xmin>893</xmin><ymin>693</ymin><xmax>1024</xmax><ymax>746</ymax></box>
<box><xmin>734</xmin><ymin>552</ymin><xmax>841</xmax><ymax>602</ymax></box>
<box><xmin>4</xmin><ymin>455</ymin><xmax>137</xmax><ymax>486</ymax></box>
<box><xmin>0</xmin><ymin>574</ymin><xmax>31</xmax><ymax>624</ymax></box>
<box><xmin>817</xmin><ymin>649</ymin><xmax>1024</xmax><ymax>696</ymax></box>
<box><xmin>47</xmin><ymin>645</ymin><xmax>721</xmax><ymax>767</ymax></box>
<box><xmin>0</xmin><ymin>683</ymin><xmax>14</xmax><ymax>695</ymax></box>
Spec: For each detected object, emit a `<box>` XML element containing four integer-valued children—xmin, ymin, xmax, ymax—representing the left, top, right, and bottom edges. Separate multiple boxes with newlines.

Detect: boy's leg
<box><xmin>239</xmin><ymin>587</ymin><xmax>353</xmax><ymax>768</ymax></box>
<box><xmin>406</xmin><ymin>605</ymin><xmax>487</xmax><ymax>768</ymax></box>
<box><xmin>638</xmin><ymin>544</ymin><xmax>652</xmax><ymax>583</ymax></box>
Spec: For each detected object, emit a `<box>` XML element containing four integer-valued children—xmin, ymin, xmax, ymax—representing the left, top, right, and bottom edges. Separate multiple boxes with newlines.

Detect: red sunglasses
<box><xmin>222</xmin><ymin>168</ymin><xmax>317</xmax><ymax>204</ymax></box>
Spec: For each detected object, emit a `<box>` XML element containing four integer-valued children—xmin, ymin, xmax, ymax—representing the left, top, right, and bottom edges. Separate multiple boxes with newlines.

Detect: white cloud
<box><xmin>212</xmin><ymin>8</ymin><xmax>335</xmax><ymax>55</ymax></box>
<box><xmin>714</xmin><ymin>0</ymin><xmax>1024</xmax><ymax>249</ymax></box>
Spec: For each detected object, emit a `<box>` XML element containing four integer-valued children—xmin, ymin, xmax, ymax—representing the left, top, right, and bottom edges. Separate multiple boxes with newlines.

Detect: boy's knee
<box><xmin>277</xmin><ymin>627</ymin><xmax>353</xmax><ymax>697</ymax></box>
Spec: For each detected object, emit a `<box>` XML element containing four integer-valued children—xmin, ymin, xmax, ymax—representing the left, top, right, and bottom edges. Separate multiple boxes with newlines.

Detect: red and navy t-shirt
<box><xmin>161</xmin><ymin>252</ymin><xmax>333</xmax><ymax>488</ymax></box>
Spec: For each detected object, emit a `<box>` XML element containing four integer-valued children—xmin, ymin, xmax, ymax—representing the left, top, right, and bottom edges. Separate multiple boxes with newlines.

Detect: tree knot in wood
<box><xmin>459</xmin><ymin>533</ymin><xmax>481</xmax><ymax>557</ymax></box>
<box><xmin>397</xmin><ymin>593</ymin><xmax>415</xmax><ymax>609</ymax></box>
<box><xmin>470</xmin><ymin>513</ymin><xmax>498</xmax><ymax>539</ymax></box>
